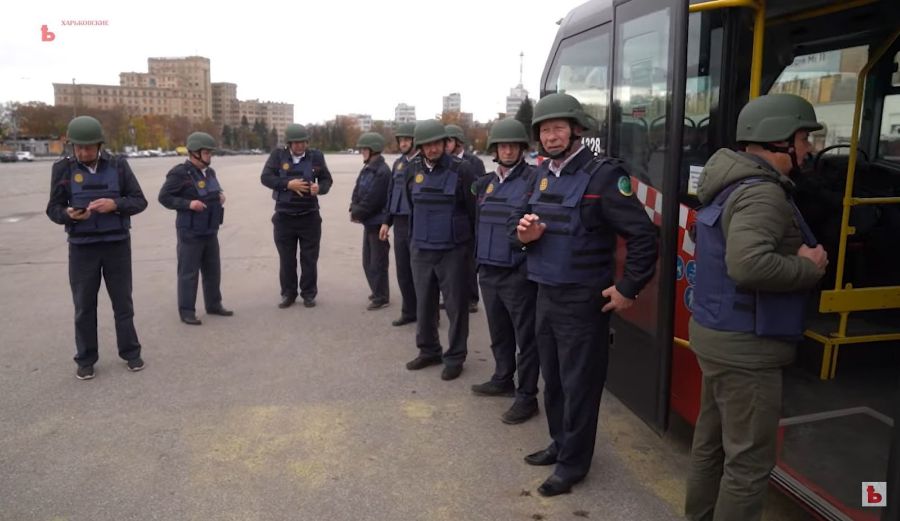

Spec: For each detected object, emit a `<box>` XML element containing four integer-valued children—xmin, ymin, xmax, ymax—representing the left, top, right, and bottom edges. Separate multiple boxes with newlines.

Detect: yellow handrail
<box><xmin>834</xmin><ymin>27</ymin><xmax>900</xmax><ymax>291</ymax></box>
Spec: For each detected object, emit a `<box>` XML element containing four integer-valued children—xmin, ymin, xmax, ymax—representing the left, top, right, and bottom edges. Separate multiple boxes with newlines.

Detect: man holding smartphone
<box><xmin>46</xmin><ymin>116</ymin><xmax>149</xmax><ymax>380</ymax></box>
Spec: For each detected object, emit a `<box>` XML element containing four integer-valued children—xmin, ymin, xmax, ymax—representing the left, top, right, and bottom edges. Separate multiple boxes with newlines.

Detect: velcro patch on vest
<box><xmin>282</xmin><ymin>163</ymin><xmax>290</xmax><ymax>171</ymax></box>
<box><xmin>73</xmin><ymin>173</ymin><xmax>84</xmax><ymax>184</ymax></box>
<box><xmin>539</xmin><ymin>178</ymin><xmax>549</xmax><ymax>191</ymax></box>
<box><xmin>415</xmin><ymin>173</ymin><xmax>424</xmax><ymax>184</ymax></box>
<box><xmin>617</xmin><ymin>176</ymin><xmax>633</xmax><ymax>196</ymax></box>
<box><xmin>198</xmin><ymin>180</ymin><xmax>206</xmax><ymax>189</ymax></box>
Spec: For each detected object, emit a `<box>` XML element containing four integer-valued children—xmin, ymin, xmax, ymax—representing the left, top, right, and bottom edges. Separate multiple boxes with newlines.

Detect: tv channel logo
<box><xmin>862</xmin><ymin>482</ymin><xmax>887</xmax><ymax>507</ymax></box>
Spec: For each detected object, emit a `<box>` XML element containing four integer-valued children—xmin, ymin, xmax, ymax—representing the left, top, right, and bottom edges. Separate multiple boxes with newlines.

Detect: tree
<box><xmin>515</xmin><ymin>96</ymin><xmax>534</xmax><ymax>140</ymax></box>
<box><xmin>268</xmin><ymin>127</ymin><xmax>278</xmax><ymax>151</ymax></box>
<box><xmin>238</xmin><ymin>116</ymin><xmax>250</xmax><ymax>150</ymax></box>
<box><xmin>221</xmin><ymin>124</ymin><xmax>233</xmax><ymax>149</ymax></box>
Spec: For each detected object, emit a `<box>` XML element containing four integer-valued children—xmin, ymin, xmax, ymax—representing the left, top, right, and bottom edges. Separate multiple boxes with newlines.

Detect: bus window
<box><xmin>768</xmin><ymin>46</ymin><xmax>869</xmax><ymax>151</ymax></box>
<box><xmin>610</xmin><ymin>3</ymin><xmax>671</xmax><ymax>189</ymax></box>
<box><xmin>682</xmin><ymin>11</ymin><xmax>723</xmax><ymax>199</ymax></box>
<box><xmin>879</xmin><ymin>93</ymin><xmax>900</xmax><ymax>162</ymax></box>
<box><xmin>543</xmin><ymin>25</ymin><xmax>611</xmax><ymax>153</ymax></box>
<box><xmin>878</xmin><ymin>52</ymin><xmax>900</xmax><ymax>163</ymax></box>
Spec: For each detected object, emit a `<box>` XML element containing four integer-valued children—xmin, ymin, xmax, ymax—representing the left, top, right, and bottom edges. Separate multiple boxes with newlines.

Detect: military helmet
<box><xmin>356</xmin><ymin>132</ymin><xmax>386</xmax><ymax>153</ymax></box>
<box><xmin>285</xmin><ymin>123</ymin><xmax>310</xmax><ymax>143</ymax></box>
<box><xmin>487</xmin><ymin>118</ymin><xmax>530</xmax><ymax>149</ymax></box>
<box><xmin>531</xmin><ymin>93</ymin><xmax>595</xmax><ymax>136</ymax></box>
<box><xmin>395</xmin><ymin>122</ymin><xmax>416</xmax><ymax>139</ymax></box>
<box><xmin>414</xmin><ymin>120</ymin><xmax>448</xmax><ymax>146</ymax></box>
<box><xmin>736</xmin><ymin>94</ymin><xmax>822</xmax><ymax>143</ymax></box>
<box><xmin>445</xmin><ymin>124</ymin><xmax>466</xmax><ymax>143</ymax></box>
<box><xmin>66</xmin><ymin>116</ymin><xmax>105</xmax><ymax>145</ymax></box>
<box><xmin>186</xmin><ymin>132</ymin><xmax>217</xmax><ymax>152</ymax></box>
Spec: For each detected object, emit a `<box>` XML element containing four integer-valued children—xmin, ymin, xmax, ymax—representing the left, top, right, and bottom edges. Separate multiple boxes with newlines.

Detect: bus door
<box><xmin>602</xmin><ymin>0</ymin><xmax>689</xmax><ymax>432</ymax></box>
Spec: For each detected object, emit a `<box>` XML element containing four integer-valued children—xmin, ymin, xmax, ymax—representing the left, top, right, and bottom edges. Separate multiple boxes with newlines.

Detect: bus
<box><xmin>540</xmin><ymin>1</ymin><xmax>900</xmax><ymax>519</ymax></box>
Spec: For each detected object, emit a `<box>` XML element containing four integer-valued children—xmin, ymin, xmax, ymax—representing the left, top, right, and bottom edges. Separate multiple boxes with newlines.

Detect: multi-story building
<box><xmin>442</xmin><ymin>92</ymin><xmax>461</xmax><ymax>113</ymax></box>
<box><xmin>211</xmin><ymin>82</ymin><xmax>240</xmax><ymax>128</ymax></box>
<box><xmin>53</xmin><ymin>57</ymin><xmax>293</xmax><ymax>139</ymax></box>
<box><xmin>394</xmin><ymin>103</ymin><xmax>416</xmax><ymax>124</ymax></box>
<box><xmin>506</xmin><ymin>84</ymin><xmax>529</xmax><ymax>116</ymax></box>
<box><xmin>54</xmin><ymin>56</ymin><xmax>212</xmax><ymax>122</ymax></box>
<box><xmin>240</xmin><ymin>99</ymin><xmax>294</xmax><ymax>140</ymax></box>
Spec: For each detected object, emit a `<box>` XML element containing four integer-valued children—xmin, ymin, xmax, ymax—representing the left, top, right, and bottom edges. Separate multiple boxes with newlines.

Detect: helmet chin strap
<box><xmin>761</xmin><ymin>137</ymin><xmax>801</xmax><ymax>175</ymax></box>
<box><xmin>190</xmin><ymin>150</ymin><xmax>210</xmax><ymax>168</ymax></box>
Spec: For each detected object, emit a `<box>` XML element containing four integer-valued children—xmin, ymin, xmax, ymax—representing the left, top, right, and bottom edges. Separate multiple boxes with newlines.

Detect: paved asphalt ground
<box><xmin>0</xmin><ymin>154</ymin><xmax>810</xmax><ymax>521</ymax></box>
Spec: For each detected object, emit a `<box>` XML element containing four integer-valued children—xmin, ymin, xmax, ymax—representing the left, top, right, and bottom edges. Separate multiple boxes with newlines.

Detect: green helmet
<box><xmin>414</xmin><ymin>120</ymin><xmax>448</xmax><ymax>146</ymax></box>
<box><xmin>736</xmin><ymin>94</ymin><xmax>822</xmax><ymax>143</ymax></box>
<box><xmin>395</xmin><ymin>122</ymin><xmax>416</xmax><ymax>139</ymax></box>
<box><xmin>285</xmin><ymin>123</ymin><xmax>310</xmax><ymax>143</ymax></box>
<box><xmin>531</xmin><ymin>93</ymin><xmax>595</xmax><ymax>137</ymax></box>
<box><xmin>67</xmin><ymin>116</ymin><xmax>104</xmax><ymax>145</ymax></box>
<box><xmin>445</xmin><ymin>124</ymin><xmax>466</xmax><ymax>143</ymax></box>
<box><xmin>487</xmin><ymin>118</ymin><xmax>530</xmax><ymax>149</ymax></box>
<box><xmin>186</xmin><ymin>132</ymin><xmax>217</xmax><ymax>152</ymax></box>
<box><xmin>356</xmin><ymin>132</ymin><xmax>386</xmax><ymax>153</ymax></box>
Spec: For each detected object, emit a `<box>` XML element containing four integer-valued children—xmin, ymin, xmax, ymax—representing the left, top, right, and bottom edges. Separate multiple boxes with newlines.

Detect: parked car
<box><xmin>0</xmin><ymin>152</ymin><xmax>18</xmax><ymax>163</ymax></box>
<box><xmin>15</xmin><ymin>151</ymin><xmax>34</xmax><ymax>162</ymax></box>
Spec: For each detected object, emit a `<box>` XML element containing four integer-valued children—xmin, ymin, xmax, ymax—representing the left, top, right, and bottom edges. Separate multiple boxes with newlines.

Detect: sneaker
<box><xmin>470</xmin><ymin>380</ymin><xmax>515</xmax><ymax>397</ymax></box>
<box><xmin>501</xmin><ymin>399</ymin><xmax>539</xmax><ymax>425</ymax></box>
<box><xmin>127</xmin><ymin>358</ymin><xmax>145</xmax><ymax>372</ymax></box>
<box><xmin>367</xmin><ymin>300</ymin><xmax>390</xmax><ymax>310</ymax></box>
<box><xmin>76</xmin><ymin>365</ymin><xmax>95</xmax><ymax>380</ymax></box>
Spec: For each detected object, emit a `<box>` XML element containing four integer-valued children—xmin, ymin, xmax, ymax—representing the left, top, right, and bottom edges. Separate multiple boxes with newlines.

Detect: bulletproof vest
<box><xmin>355</xmin><ymin>160</ymin><xmax>387</xmax><ymax>227</ymax></box>
<box><xmin>410</xmin><ymin>157</ymin><xmax>472</xmax><ymax>251</ymax></box>
<box><xmin>476</xmin><ymin>165</ymin><xmax>532</xmax><ymax>268</ymax></box>
<box><xmin>692</xmin><ymin>177</ymin><xmax>816</xmax><ymax>340</ymax></box>
<box><xmin>67</xmin><ymin>157</ymin><xmax>130</xmax><ymax>244</ymax></box>
<box><xmin>388</xmin><ymin>155</ymin><xmax>413</xmax><ymax>216</ymax></box>
<box><xmin>525</xmin><ymin>160</ymin><xmax>613</xmax><ymax>286</ymax></box>
<box><xmin>273</xmin><ymin>150</ymin><xmax>319</xmax><ymax>214</ymax></box>
<box><xmin>176</xmin><ymin>164</ymin><xmax>224</xmax><ymax>236</ymax></box>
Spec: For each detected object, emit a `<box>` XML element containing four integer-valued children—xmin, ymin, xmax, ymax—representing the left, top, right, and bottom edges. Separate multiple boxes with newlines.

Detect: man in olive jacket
<box><xmin>685</xmin><ymin>94</ymin><xmax>828</xmax><ymax>521</ymax></box>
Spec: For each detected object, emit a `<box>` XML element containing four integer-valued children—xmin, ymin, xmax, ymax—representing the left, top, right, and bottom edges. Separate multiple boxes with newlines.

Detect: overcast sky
<box><xmin>3</xmin><ymin>0</ymin><xmax>586</xmax><ymax>124</ymax></box>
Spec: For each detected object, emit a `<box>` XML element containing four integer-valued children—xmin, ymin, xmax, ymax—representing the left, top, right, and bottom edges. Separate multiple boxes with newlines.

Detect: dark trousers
<box><xmin>468</xmin><ymin>248</ymin><xmax>479</xmax><ymax>305</ymax></box>
<box><xmin>273</xmin><ymin>212</ymin><xmax>321</xmax><ymax>300</ymax></box>
<box><xmin>392</xmin><ymin>216</ymin><xmax>416</xmax><ymax>320</ymax></box>
<box><xmin>177</xmin><ymin>229</ymin><xmax>222</xmax><ymax>317</ymax></box>
<box><xmin>68</xmin><ymin>238</ymin><xmax>141</xmax><ymax>367</ymax></box>
<box><xmin>479</xmin><ymin>264</ymin><xmax>539</xmax><ymax>401</ymax></box>
<box><xmin>412</xmin><ymin>244</ymin><xmax>470</xmax><ymax>366</ymax></box>
<box><xmin>685</xmin><ymin>357</ymin><xmax>783</xmax><ymax>521</ymax></box>
<box><xmin>536</xmin><ymin>283</ymin><xmax>610</xmax><ymax>482</ymax></box>
<box><xmin>362</xmin><ymin>225</ymin><xmax>390</xmax><ymax>303</ymax></box>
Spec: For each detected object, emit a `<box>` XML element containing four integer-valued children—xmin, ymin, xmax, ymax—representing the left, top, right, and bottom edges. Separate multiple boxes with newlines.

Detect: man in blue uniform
<box><xmin>405</xmin><ymin>120</ymin><xmax>478</xmax><ymax>381</ymax></box>
<box><xmin>158</xmin><ymin>132</ymin><xmax>233</xmax><ymax>325</ymax></box>
<box><xmin>379</xmin><ymin>123</ymin><xmax>418</xmax><ymax>326</ymax></box>
<box><xmin>260</xmin><ymin>124</ymin><xmax>333</xmax><ymax>309</ymax></box>
<box><xmin>46</xmin><ymin>116</ymin><xmax>148</xmax><ymax>380</ymax></box>
<box><xmin>351</xmin><ymin>132</ymin><xmax>391</xmax><ymax>310</ymax></box>
<box><xmin>471</xmin><ymin>118</ymin><xmax>540</xmax><ymax>425</ymax></box>
<box><xmin>446</xmin><ymin>123</ymin><xmax>485</xmax><ymax>314</ymax></box>
<box><xmin>511</xmin><ymin>93</ymin><xmax>657</xmax><ymax>496</ymax></box>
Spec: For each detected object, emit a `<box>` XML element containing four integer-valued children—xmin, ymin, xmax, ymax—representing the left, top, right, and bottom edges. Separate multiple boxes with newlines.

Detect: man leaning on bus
<box><xmin>685</xmin><ymin>94</ymin><xmax>828</xmax><ymax>521</ymax></box>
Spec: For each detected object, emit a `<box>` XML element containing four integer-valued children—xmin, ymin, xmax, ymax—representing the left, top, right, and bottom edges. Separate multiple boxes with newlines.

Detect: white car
<box><xmin>15</xmin><ymin>151</ymin><xmax>34</xmax><ymax>161</ymax></box>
